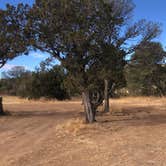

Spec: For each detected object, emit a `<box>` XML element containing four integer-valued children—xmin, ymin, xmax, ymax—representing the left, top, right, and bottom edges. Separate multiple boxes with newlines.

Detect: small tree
<box><xmin>125</xmin><ymin>42</ymin><xmax>166</xmax><ymax>96</ymax></box>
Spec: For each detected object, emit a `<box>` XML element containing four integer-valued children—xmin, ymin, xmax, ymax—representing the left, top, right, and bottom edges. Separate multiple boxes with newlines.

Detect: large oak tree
<box><xmin>0</xmin><ymin>0</ymin><xmax>161</xmax><ymax>120</ymax></box>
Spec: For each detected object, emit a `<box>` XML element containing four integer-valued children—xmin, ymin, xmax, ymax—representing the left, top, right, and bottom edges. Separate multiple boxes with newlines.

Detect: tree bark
<box><xmin>156</xmin><ymin>86</ymin><xmax>165</xmax><ymax>97</ymax></box>
<box><xmin>104</xmin><ymin>79</ymin><xmax>109</xmax><ymax>113</ymax></box>
<box><xmin>82</xmin><ymin>91</ymin><xmax>96</xmax><ymax>123</ymax></box>
<box><xmin>0</xmin><ymin>97</ymin><xmax>4</xmax><ymax>115</ymax></box>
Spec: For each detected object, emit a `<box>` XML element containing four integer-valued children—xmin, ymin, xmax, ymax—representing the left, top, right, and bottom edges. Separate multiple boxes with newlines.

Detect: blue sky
<box><xmin>133</xmin><ymin>0</ymin><xmax>166</xmax><ymax>46</ymax></box>
<box><xmin>0</xmin><ymin>0</ymin><xmax>166</xmax><ymax>73</ymax></box>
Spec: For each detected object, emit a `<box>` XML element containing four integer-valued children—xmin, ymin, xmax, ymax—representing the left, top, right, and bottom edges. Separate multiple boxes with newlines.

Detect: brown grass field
<box><xmin>0</xmin><ymin>96</ymin><xmax>166</xmax><ymax>166</ymax></box>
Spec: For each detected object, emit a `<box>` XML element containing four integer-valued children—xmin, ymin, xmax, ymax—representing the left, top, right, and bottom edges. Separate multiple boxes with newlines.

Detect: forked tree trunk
<box><xmin>0</xmin><ymin>97</ymin><xmax>4</xmax><ymax>115</ymax></box>
<box><xmin>104</xmin><ymin>79</ymin><xmax>109</xmax><ymax>113</ymax></box>
<box><xmin>82</xmin><ymin>91</ymin><xmax>96</xmax><ymax>123</ymax></box>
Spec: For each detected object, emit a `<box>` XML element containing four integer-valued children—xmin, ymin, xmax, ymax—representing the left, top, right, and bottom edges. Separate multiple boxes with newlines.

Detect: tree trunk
<box><xmin>104</xmin><ymin>79</ymin><xmax>109</xmax><ymax>113</ymax></box>
<box><xmin>0</xmin><ymin>97</ymin><xmax>4</xmax><ymax>115</ymax></box>
<box><xmin>82</xmin><ymin>91</ymin><xmax>96</xmax><ymax>123</ymax></box>
<box><xmin>157</xmin><ymin>86</ymin><xmax>165</xmax><ymax>97</ymax></box>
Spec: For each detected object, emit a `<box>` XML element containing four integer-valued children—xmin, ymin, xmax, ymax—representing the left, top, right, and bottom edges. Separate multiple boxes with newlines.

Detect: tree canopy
<box><xmin>125</xmin><ymin>42</ymin><xmax>166</xmax><ymax>96</ymax></box>
<box><xmin>0</xmin><ymin>4</ymin><xmax>31</xmax><ymax>67</ymax></box>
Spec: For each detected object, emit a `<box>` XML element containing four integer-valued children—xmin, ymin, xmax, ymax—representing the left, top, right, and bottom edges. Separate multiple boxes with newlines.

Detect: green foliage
<box><xmin>125</xmin><ymin>42</ymin><xmax>166</xmax><ymax>96</ymax></box>
<box><xmin>98</xmin><ymin>44</ymin><xmax>127</xmax><ymax>90</ymax></box>
<box><xmin>0</xmin><ymin>4</ymin><xmax>31</xmax><ymax>67</ymax></box>
<box><xmin>0</xmin><ymin>0</ymin><xmax>161</xmax><ymax>94</ymax></box>
<box><xmin>27</xmin><ymin>0</ymin><xmax>161</xmax><ymax>94</ymax></box>
<box><xmin>29</xmin><ymin>65</ymin><xmax>69</xmax><ymax>100</ymax></box>
<box><xmin>1</xmin><ymin>66</ymin><xmax>31</xmax><ymax>96</ymax></box>
<box><xmin>0</xmin><ymin>64</ymin><xmax>70</xmax><ymax>100</ymax></box>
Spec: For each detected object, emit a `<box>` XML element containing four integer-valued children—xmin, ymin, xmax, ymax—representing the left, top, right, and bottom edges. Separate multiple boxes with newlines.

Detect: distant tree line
<box><xmin>0</xmin><ymin>61</ymin><xmax>73</xmax><ymax>100</ymax></box>
<box><xmin>1</xmin><ymin>42</ymin><xmax>165</xmax><ymax>100</ymax></box>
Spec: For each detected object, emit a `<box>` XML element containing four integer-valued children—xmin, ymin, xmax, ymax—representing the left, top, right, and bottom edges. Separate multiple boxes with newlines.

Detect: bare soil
<box><xmin>0</xmin><ymin>96</ymin><xmax>166</xmax><ymax>166</ymax></box>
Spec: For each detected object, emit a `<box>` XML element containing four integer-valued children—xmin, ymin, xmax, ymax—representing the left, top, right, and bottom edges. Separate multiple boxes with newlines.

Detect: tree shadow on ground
<box><xmin>3</xmin><ymin>110</ymin><xmax>78</xmax><ymax>119</ymax></box>
<box><xmin>98</xmin><ymin>105</ymin><xmax>166</xmax><ymax>127</ymax></box>
<box><xmin>2</xmin><ymin>104</ymin><xmax>166</xmax><ymax>127</ymax></box>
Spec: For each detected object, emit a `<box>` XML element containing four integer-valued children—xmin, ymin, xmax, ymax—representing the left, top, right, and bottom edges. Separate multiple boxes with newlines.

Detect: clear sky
<box><xmin>133</xmin><ymin>0</ymin><xmax>166</xmax><ymax>47</ymax></box>
<box><xmin>0</xmin><ymin>0</ymin><xmax>165</xmax><ymax>73</ymax></box>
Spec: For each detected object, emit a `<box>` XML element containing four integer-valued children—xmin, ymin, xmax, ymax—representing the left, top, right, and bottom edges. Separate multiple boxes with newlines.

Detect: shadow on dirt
<box><xmin>98</xmin><ymin>105</ymin><xmax>166</xmax><ymax>127</ymax></box>
<box><xmin>2</xmin><ymin>105</ymin><xmax>166</xmax><ymax>127</ymax></box>
<box><xmin>4</xmin><ymin>110</ymin><xmax>78</xmax><ymax>119</ymax></box>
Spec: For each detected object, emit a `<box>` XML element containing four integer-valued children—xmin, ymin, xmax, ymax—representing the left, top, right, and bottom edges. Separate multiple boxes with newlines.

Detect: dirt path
<box><xmin>0</xmin><ymin>97</ymin><xmax>166</xmax><ymax>166</ymax></box>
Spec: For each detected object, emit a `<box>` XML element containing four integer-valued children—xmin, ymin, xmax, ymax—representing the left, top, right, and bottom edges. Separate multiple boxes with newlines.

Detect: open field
<box><xmin>0</xmin><ymin>96</ymin><xmax>166</xmax><ymax>166</ymax></box>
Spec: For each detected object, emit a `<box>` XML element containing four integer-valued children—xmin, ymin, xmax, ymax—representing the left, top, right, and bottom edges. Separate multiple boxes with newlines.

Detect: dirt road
<box><xmin>0</xmin><ymin>96</ymin><xmax>166</xmax><ymax>166</ymax></box>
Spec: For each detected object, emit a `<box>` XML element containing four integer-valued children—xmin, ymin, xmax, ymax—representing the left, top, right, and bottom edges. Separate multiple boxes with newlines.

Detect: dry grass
<box><xmin>0</xmin><ymin>96</ymin><xmax>166</xmax><ymax>166</ymax></box>
<box><xmin>56</xmin><ymin>118</ymin><xmax>87</xmax><ymax>136</ymax></box>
